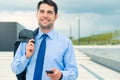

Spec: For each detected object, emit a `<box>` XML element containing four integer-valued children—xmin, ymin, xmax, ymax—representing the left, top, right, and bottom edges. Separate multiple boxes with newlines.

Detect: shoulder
<box><xmin>55</xmin><ymin>31</ymin><xmax>72</xmax><ymax>45</ymax></box>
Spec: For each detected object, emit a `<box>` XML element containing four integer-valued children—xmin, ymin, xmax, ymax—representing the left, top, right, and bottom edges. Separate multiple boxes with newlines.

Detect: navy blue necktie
<box><xmin>33</xmin><ymin>34</ymin><xmax>48</xmax><ymax>80</ymax></box>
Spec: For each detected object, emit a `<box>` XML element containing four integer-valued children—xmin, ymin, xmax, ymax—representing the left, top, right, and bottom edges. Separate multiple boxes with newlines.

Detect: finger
<box><xmin>28</xmin><ymin>39</ymin><xmax>35</xmax><ymax>43</ymax></box>
<box><xmin>28</xmin><ymin>41</ymin><xmax>35</xmax><ymax>46</ymax></box>
<box><xmin>51</xmin><ymin>68</ymin><xmax>56</xmax><ymax>72</ymax></box>
<box><xmin>29</xmin><ymin>43</ymin><xmax>34</xmax><ymax>46</ymax></box>
<box><xmin>31</xmin><ymin>41</ymin><xmax>35</xmax><ymax>44</ymax></box>
<box><xmin>29</xmin><ymin>39</ymin><xmax>35</xmax><ymax>42</ymax></box>
<box><xmin>29</xmin><ymin>48</ymin><xmax>34</xmax><ymax>52</ymax></box>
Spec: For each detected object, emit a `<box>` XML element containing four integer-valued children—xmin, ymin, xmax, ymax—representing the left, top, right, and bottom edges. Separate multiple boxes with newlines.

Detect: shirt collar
<box><xmin>36</xmin><ymin>28</ymin><xmax>55</xmax><ymax>40</ymax></box>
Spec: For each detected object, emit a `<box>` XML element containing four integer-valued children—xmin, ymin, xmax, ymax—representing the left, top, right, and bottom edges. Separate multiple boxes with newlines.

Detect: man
<box><xmin>11</xmin><ymin>0</ymin><xmax>78</xmax><ymax>80</ymax></box>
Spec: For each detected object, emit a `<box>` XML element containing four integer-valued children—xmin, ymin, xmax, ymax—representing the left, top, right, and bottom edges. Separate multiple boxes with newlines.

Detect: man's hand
<box><xmin>25</xmin><ymin>39</ymin><xmax>35</xmax><ymax>58</ymax></box>
<box><xmin>47</xmin><ymin>68</ymin><xmax>62</xmax><ymax>80</ymax></box>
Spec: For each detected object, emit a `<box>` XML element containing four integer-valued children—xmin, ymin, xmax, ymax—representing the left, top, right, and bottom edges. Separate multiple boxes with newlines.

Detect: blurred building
<box><xmin>0</xmin><ymin>22</ymin><xmax>25</xmax><ymax>51</ymax></box>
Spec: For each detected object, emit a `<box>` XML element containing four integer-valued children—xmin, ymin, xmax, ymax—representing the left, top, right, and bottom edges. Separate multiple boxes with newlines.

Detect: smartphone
<box><xmin>46</xmin><ymin>70</ymin><xmax>54</xmax><ymax>74</ymax></box>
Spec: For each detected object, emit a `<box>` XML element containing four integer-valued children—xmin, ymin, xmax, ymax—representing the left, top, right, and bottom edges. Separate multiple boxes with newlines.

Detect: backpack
<box><xmin>14</xmin><ymin>28</ymin><xmax>39</xmax><ymax>80</ymax></box>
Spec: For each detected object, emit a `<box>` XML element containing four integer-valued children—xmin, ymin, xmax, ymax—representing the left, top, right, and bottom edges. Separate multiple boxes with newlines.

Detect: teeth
<box><xmin>42</xmin><ymin>19</ymin><xmax>49</xmax><ymax>23</ymax></box>
<box><xmin>43</xmin><ymin>20</ymin><xmax>48</xmax><ymax>23</ymax></box>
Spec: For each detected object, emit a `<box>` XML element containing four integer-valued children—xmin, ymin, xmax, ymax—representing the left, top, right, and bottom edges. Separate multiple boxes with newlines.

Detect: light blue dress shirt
<box><xmin>11</xmin><ymin>29</ymin><xmax>78</xmax><ymax>80</ymax></box>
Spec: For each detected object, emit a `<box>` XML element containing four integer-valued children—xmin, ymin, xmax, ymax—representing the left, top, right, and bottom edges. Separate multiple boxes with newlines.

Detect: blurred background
<box><xmin>0</xmin><ymin>0</ymin><xmax>120</xmax><ymax>45</ymax></box>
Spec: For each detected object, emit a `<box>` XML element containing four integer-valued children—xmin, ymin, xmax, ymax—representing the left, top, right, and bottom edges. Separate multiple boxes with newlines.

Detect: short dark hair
<box><xmin>37</xmin><ymin>0</ymin><xmax>58</xmax><ymax>14</ymax></box>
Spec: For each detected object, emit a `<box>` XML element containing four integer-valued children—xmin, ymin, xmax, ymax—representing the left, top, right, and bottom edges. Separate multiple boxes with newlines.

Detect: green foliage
<box><xmin>72</xmin><ymin>30</ymin><xmax>120</xmax><ymax>45</ymax></box>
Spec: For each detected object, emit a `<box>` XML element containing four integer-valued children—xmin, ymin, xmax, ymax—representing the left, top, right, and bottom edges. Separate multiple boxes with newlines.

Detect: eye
<box><xmin>47</xmin><ymin>10</ymin><xmax>53</xmax><ymax>14</ymax></box>
<box><xmin>39</xmin><ymin>10</ymin><xmax>44</xmax><ymax>13</ymax></box>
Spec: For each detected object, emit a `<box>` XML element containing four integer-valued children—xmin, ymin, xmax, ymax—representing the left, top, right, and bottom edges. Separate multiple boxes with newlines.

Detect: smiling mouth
<box><xmin>41</xmin><ymin>19</ymin><xmax>50</xmax><ymax>23</ymax></box>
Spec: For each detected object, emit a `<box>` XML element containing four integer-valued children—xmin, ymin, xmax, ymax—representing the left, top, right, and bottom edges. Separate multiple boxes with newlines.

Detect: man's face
<box><xmin>36</xmin><ymin>3</ymin><xmax>58</xmax><ymax>30</ymax></box>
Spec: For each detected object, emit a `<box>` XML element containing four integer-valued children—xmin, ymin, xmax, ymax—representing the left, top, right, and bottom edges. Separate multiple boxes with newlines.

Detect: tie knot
<box><xmin>42</xmin><ymin>34</ymin><xmax>48</xmax><ymax>39</ymax></box>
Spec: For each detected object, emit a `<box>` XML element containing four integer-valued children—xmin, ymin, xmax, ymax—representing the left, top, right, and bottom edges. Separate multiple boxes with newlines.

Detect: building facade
<box><xmin>0</xmin><ymin>22</ymin><xmax>25</xmax><ymax>51</ymax></box>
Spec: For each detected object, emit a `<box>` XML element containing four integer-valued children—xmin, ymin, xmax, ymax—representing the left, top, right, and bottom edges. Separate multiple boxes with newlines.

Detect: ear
<box><xmin>54</xmin><ymin>14</ymin><xmax>58</xmax><ymax>20</ymax></box>
<box><xmin>36</xmin><ymin>12</ymin><xmax>38</xmax><ymax>18</ymax></box>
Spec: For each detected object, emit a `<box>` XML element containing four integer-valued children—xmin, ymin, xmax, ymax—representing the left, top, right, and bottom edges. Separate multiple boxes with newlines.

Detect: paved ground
<box><xmin>75</xmin><ymin>46</ymin><xmax>120</xmax><ymax>80</ymax></box>
<box><xmin>0</xmin><ymin>52</ymin><xmax>16</xmax><ymax>80</ymax></box>
<box><xmin>0</xmin><ymin>46</ymin><xmax>120</xmax><ymax>80</ymax></box>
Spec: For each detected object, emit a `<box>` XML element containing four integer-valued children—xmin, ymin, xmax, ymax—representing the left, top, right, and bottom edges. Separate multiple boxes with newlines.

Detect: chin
<box><xmin>41</xmin><ymin>26</ymin><xmax>51</xmax><ymax>29</ymax></box>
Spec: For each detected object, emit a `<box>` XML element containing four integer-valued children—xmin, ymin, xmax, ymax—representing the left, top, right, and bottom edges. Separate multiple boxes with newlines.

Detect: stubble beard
<box><xmin>39</xmin><ymin>23</ymin><xmax>53</xmax><ymax>30</ymax></box>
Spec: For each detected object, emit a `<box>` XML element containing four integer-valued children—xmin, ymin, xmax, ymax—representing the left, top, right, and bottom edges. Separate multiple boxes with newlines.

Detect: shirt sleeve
<box><xmin>61</xmin><ymin>40</ymin><xmax>78</xmax><ymax>80</ymax></box>
<box><xmin>11</xmin><ymin>42</ymin><xmax>30</xmax><ymax>74</ymax></box>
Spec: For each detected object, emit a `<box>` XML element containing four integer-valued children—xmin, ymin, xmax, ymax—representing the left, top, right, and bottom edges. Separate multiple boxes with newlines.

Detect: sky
<box><xmin>0</xmin><ymin>0</ymin><xmax>120</xmax><ymax>39</ymax></box>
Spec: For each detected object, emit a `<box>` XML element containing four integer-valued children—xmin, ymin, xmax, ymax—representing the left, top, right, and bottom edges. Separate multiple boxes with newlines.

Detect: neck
<box><xmin>40</xmin><ymin>27</ymin><xmax>53</xmax><ymax>33</ymax></box>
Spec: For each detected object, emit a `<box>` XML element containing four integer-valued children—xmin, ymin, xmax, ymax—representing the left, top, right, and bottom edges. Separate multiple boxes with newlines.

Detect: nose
<box><xmin>43</xmin><ymin>12</ymin><xmax>49</xmax><ymax>17</ymax></box>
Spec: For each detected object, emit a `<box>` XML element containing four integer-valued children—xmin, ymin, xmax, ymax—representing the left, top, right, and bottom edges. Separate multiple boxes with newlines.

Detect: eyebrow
<box><xmin>39</xmin><ymin>9</ymin><xmax>54</xmax><ymax>13</ymax></box>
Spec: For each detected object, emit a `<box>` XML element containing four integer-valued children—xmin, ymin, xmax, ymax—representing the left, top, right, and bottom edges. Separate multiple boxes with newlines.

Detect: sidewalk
<box><xmin>0</xmin><ymin>52</ymin><xmax>16</xmax><ymax>80</ymax></box>
<box><xmin>74</xmin><ymin>46</ymin><xmax>120</xmax><ymax>80</ymax></box>
<box><xmin>0</xmin><ymin>47</ymin><xmax>120</xmax><ymax>80</ymax></box>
